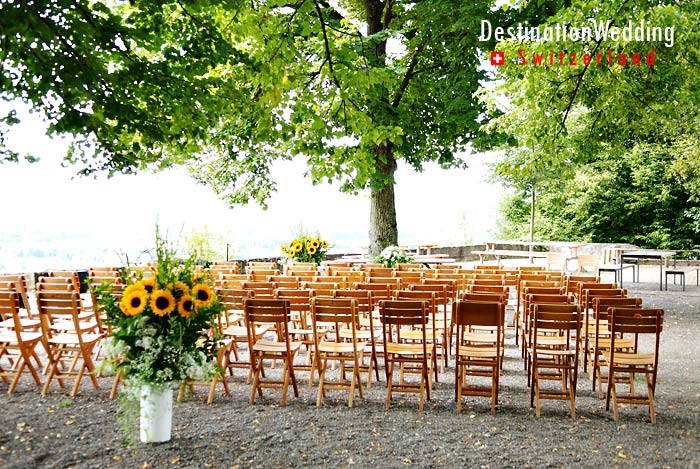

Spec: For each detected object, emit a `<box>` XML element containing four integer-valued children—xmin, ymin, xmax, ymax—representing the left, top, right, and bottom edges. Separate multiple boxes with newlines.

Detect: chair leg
<box><xmin>385</xmin><ymin>359</ymin><xmax>393</xmax><ymax>410</ymax></box>
<box><xmin>647</xmin><ymin>373</ymin><xmax>656</xmax><ymax>425</ymax></box>
<box><xmin>316</xmin><ymin>358</ymin><xmax>326</xmax><ymax>407</ymax></box>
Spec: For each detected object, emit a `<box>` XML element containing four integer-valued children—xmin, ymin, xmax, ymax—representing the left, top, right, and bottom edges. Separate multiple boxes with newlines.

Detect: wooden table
<box><xmin>621</xmin><ymin>249</ymin><xmax>676</xmax><ymax>291</ymax></box>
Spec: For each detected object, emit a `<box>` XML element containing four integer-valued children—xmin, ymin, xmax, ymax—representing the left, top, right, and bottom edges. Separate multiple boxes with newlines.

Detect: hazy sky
<box><xmin>0</xmin><ymin>101</ymin><xmax>505</xmax><ymax>270</ymax></box>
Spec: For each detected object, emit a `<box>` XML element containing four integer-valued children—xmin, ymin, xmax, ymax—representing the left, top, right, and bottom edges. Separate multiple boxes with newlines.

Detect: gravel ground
<box><xmin>2</xmin><ymin>267</ymin><xmax>699</xmax><ymax>468</ymax></box>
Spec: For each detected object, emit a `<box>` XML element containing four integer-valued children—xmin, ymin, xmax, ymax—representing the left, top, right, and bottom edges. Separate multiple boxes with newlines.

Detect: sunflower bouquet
<box><xmin>94</xmin><ymin>232</ymin><xmax>223</xmax><ymax>388</ymax></box>
<box><xmin>281</xmin><ymin>234</ymin><xmax>329</xmax><ymax>264</ymax></box>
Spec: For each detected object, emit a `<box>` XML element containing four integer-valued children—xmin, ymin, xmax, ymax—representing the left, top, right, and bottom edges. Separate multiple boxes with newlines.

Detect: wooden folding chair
<box><xmin>395</xmin><ymin>290</ymin><xmax>442</xmax><ymax>377</ymax></box>
<box><xmin>37</xmin><ymin>290</ymin><xmax>102</xmax><ymax>396</ymax></box>
<box><xmin>605</xmin><ymin>308</ymin><xmax>664</xmax><ymax>424</ymax></box>
<box><xmin>379</xmin><ymin>300</ymin><xmax>433</xmax><ymax>411</ymax></box>
<box><xmin>581</xmin><ymin>287</ymin><xmax>627</xmax><ymax>373</ymax></box>
<box><xmin>209</xmin><ymin>288</ymin><xmax>267</xmax><ymax>403</ymax></box>
<box><xmin>274</xmin><ymin>288</ymin><xmax>317</xmax><ymax>382</ymax></box>
<box><xmin>333</xmin><ymin>289</ymin><xmax>381</xmax><ymax>387</ymax></box>
<box><xmin>310</xmin><ymin>297</ymin><xmax>365</xmax><ymax>407</ymax></box>
<box><xmin>529</xmin><ymin>303</ymin><xmax>581</xmax><ymax>418</ymax></box>
<box><xmin>244</xmin><ymin>298</ymin><xmax>301</xmax><ymax>406</ymax></box>
<box><xmin>589</xmin><ymin>297</ymin><xmax>642</xmax><ymax>397</ymax></box>
<box><xmin>0</xmin><ymin>286</ymin><xmax>43</xmax><ymax>394</ymax></box>
<box><xmin>241</xmin><ymin>281</ymin><xmax>278</xmax><ymax>298</ymax></box>
<box><xmin>454</xmin><ymin>300</ymin><xmax>504</xmax><ymax>414</ymax></box>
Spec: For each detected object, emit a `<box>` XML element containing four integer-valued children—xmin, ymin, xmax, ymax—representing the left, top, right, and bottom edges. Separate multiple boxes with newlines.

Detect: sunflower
<box><xmin>140</xmin><ymin>278</ymin><xmax>156</xmax><ymax>294</ymax></box>
<box><xmin>173</xmin><ymin>281</ymin><xmax>190</xmax><ymax>297</ymax></box>
<box><xmin>123</xmin><ymin>282</ymin><xmax>147</xmax><ymax>298</ymax></box>
<box><xmin>191</xmin><ymin>283</ymin><xmax>215</xmax><ymax>308</ymax></box>
<box><xmin>321</xmin><ymin>240</ymin><xmax>328</xmax><ymax>248</ymax></box>
<box><xmin>119</xmin><ymin>288</ymin><xmax>148</xmax><ymax>317</ymax></box>
<box><xmin>178</xmin><ymin>294</ymin><xmax>196</xmax><ymax>318</ymax></box>
<box><xmin>310</xmin><ymin>239</ymin><xmax>320</xmax><ymax>249</ymax></box>
<box><xmin>308</xmin><ymin>245</ymin><xmax>317</xmax><ymax>255</ymax></box>
<box><xmin>151</xmin><ymin>289</ymin><xmax>176</xmax><ymax>316</ymax></box>
<box><xmin>292</xmin><ymin>241</ymin><xmax>303</xmax><ymax>253</ymax></box>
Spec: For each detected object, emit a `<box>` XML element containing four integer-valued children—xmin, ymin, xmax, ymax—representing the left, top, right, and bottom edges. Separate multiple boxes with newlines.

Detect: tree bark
<box><xmin>364</xmin><ymin>0</ymin><xmax>398</xmax><ymax>258</ymax></box>
<box><xmin>369</xmin><ymin>144</ymin><xmax>398</xmax><ymax>257</ymax></box>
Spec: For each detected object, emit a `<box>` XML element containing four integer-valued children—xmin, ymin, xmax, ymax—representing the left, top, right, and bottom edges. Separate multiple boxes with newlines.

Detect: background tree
<box><xmin>486</xmin><ymin>0</ymin><xmax>700</xmax><ymax>248</ymax></box>
<box><xmin>0</xmin><ymin>0</ymin><xmax>502</xmax><ymax>256</ymax></box>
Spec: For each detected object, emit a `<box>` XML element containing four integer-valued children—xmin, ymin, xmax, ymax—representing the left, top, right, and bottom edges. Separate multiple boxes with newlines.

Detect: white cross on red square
<box><xmin>490</xmin><ymin>51</ymin><xmax>505</xmax><ymax>66</ymax></box>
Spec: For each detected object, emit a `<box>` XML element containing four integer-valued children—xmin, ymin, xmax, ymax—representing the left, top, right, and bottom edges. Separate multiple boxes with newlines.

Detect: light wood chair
<box><xmin>409</xmin><ymin>283</ymin><xmax>451</xmax><ymax>361</ymax></box>
<box><xmin>249</xmin><ymin>269</ymin><xmax>281</xmax><ymax>281</ymax></box>
<box><xmin>0</xmin><ymin>274</ymin><xmax>39</xmax><ymax>331</ymax></box>
<box><xmin>213</xmin><ymin>288</ymin><xmax>266</xmax><ymax>400</ymax></box>
<box><xmin>589</xmin><ymin>297</ymin><xmax>643</xmax><ymax>398</ymax></box>
<box><xmin>274</xmin><ymin>289</ymin><xmax>317</xmax><ymax>381</ymax></box>
<box><xmin>36</xmin><ymin>290</ymin><xmax>102</xmax><ymax>396</ymax></box>
<box><xmin>310</xmin><ymin>297</ymin><xmax>365</xmax><ymax>407</ymax></box>
<box><xmin>216</xmin><ymin>273</ymin><xmax>251</xmax><ymax>290</ymax></box>
<box><xmin>605</xmin><ymin>308</ymin><xmax>664</xmax><ymax>424</ymax></box>
<box><xmin>395</xmin><ymin>290</ymin><xmax>442</xmax><ymax>376</ymax></box>
<box><xmin>301</xmin><ymin>281</ymin><xmax>341</xmax><ymax>298</ymax></box>
<box><xmin>576</xmin><ymin>254</ymin><xmax>601</xmax><ymax>274</ymax></box>
<box><xmin>529</xmin><ymin>303</ymin><xmax>581</xmax><ymax>418</ymax></box>
<box><xmin>581</xmin><ymin>287</ymin><xmax>627</xmax><ymax>373</ymax></box>
<box><xmin>267</xmin><ymin>275</ymin><xmax>301</xmax><ymax>290</ymax></box>
<box><xmin>379</xmin><ymin>300</ymin><xmax>433</xmax><ymax>411</ymax></box>
<box><xmin>0</xmin><ymin>285</ymin><xmax>43</xmax><ymax>394</ymax></box>
<box><xmin>333</xmin><ymin>289</ymin><xmax>381</xmax><ymax>387</ymax></box>
<box><xmin>241</xmin><ymin>281</ymin><xmax>278</xmax><ymax>298</ymax></box>
<box><xmin>454</xmin><ymin>300</ymin><xmax>504</xmax><ymax>414</ymax></box>
<box><xmin>244</xmin><ymin>298</ymin><xmax>301</xmax><ymax>406</ymax></box>
<box><xmin>522</xmin><ymin>293</ymin><xmax>574</xmax><ymax>367</ymax></box>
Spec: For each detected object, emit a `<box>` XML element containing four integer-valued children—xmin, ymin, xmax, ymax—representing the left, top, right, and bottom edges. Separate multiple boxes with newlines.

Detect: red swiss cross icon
<box><xmin>490</xmin><ymin>51</ymin><xmax>505</xmax><ymax>66</ymax></box>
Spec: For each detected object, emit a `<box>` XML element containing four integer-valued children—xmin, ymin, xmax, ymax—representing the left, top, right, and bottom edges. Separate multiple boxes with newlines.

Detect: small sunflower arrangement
<box><xmin>93</xmin><ymin>231</ymin><xmax>222</xmax><ymax>388</ymax></box>
<box><xmin>281</xmin><ymin>233</ymin><xmax>329</xmax><ymax>264</ymax></box>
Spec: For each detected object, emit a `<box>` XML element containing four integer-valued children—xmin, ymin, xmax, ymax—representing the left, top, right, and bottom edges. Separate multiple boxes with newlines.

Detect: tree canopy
<box><xmin>487</xmin><ymin>0</ymin><xmax>700</xmax><ymax>249</ymax></box>
<box><xmin>1</xmin><ymin>0</ymin><xmax>502</xmax><ymax>255</ymax></box>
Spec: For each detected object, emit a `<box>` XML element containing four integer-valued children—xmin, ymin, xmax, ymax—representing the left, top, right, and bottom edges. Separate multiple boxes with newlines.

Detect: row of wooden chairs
<box><xmin>0</xmin><ymin>267</ymin><xmax>663</xmax><ymax>423</ymax></box>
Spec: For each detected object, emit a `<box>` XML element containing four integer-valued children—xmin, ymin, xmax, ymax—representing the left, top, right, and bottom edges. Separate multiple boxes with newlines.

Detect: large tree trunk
<box><xmin>369</xmin><ymin>144</ymin><xmax>398</xmax><ymax>257</ymax></box>
<box><xmin>365</xmin><ymin>0</ymin><xmax>398</xmax><ymax>257</ymax></box>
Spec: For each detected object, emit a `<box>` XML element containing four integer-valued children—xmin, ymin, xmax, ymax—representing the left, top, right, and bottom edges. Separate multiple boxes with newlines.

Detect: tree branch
<box><xmin>383</xmin><ymin>0</ymin><xmax>394</xmax><ymax>30</ymax></box>
<box><xmin>391</xmin><ymin>47</ymin><xmax>421</xmax><ymax>108</ymax></box>
<box><xmin>313</xmin><ymin>0</ymin><xmax>341</xmax><ymax>89</ymax></box>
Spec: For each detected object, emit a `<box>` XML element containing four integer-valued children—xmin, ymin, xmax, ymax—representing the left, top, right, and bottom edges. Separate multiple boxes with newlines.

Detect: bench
<box><xmin>665</xmin><ymin>266</ymin><xmax>699</xmax><ymax>291</ymax></box>
<box><xmin>471</xmin><ymin>249</ymin><xmax>549</xmax><ymax>265</ymax></box>
<box><xmin>597</xmin><ymin>263</ymin><xmax>637</xmax><ymax>284</ymax></box>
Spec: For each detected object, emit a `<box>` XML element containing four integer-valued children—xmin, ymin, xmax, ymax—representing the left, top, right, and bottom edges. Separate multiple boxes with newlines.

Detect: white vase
<box><xmin>139</xmin><ymin>384</ymin><xmax>173</xmax><ymax>443</ymax></box>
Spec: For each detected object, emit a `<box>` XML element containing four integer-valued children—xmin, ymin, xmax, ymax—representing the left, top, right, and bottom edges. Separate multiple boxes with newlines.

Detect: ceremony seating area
<box><xmin>0</xmin><ymin>260</ymin><xmax>665</xmax><ymax>424</ymax></box>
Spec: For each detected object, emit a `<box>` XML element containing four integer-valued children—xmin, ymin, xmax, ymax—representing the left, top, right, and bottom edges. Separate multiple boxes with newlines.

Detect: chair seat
<box><xmin>460</xmin><ymin>332</ymin><xmax>498</xmax><ymax>344</ymax></box>
<box><xmin>253</xmin><ymin>339</ymin><xmax>301</xmax><ymax>353</ymax></box>
<box><xmin>604</xmin><ymin>351</ymin><xmax>655</xmax><ymax>366</ymax></box>
<box><xmin>0</xmin><ymin>330</ymin><xmax>42</xmax><ymax>343</ymax></box>
<box><xmin>531</xmin><ymin>346</ymin><xmax>576</xmax><ymax>357</ymax></box>
<box><xmin>399</xmin><ymin>329</ymin><xmax>441</xmax><ymax>342</ymax></box>
<box><xmin>223</xmin><ymin>324</ymin><xmax>268</xmax><ymax>338</ymax></box>
<box><xmin>457</xmin><ymin>346</ymin><xmax>498</xmax><ymax>358</ymax></box>
<box><xmin>533</xmin><ymin>335</ymin><xmax>568</xmax><ymax>347</ymax></box>
<box><xmin>594</xmin><ymin>337</ymin><xmax>635</xmax><ymax>349</ymax></box>
<box><xmin>385</xmin><ymin>342</ymin><xmax>431</xmax><ymax>356</ymax></box>
<box><xmin>50</xmin><ymin>319</ymin><xmax>99</xmax><ymax>333</ymax></box>
<box><xmin>48</xmin><ymin>332</ymin><xmax>102</xmax><ymax>346</ymax></box>
<box><xmin>318</xmin><ymin>340</ymin><xmax>366</xmax><ymax>354</ymax></box>
<box><xmin>338</xmin><ymin>328</ymin><xmax>380</xmax><ymax>340</ymax></box>
<box><xmin>0</xmin><ymin>318</ymin><xmax>41</xmax><ymax>330</ymax></box>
